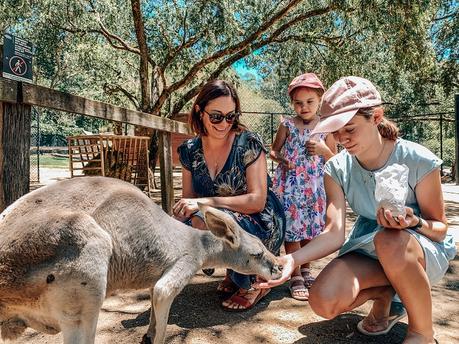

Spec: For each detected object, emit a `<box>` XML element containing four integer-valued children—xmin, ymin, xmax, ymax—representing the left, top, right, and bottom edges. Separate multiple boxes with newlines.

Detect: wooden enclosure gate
<box><xmin>68</xmin><ymin>134</ymin><xmax>151</xmax><ymax>194</ymax></box>
<box><xmin>0</xmin><ymin>76</ymin><xmax>192</xmax><ymax>213</ymax></box>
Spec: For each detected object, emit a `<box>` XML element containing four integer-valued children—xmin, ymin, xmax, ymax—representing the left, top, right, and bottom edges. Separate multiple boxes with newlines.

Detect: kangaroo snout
<box><xmin>270</xmin><ymin>258</ymin><xmax>283</xmax><ymax>280</ymax></box>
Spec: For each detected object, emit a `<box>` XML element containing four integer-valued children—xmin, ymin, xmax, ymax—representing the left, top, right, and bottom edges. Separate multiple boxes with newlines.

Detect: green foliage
<box><xmin>2</xmin><ymin>0</ymin><xmax>457</xmax><ymax>153</ymax></box>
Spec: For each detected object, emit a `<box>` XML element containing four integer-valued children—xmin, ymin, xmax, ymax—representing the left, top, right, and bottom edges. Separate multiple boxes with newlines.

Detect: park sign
<box><xmin>2</xmin><ymin>33</ymin><xmax>34</xmax><ymax>83</ymax></box>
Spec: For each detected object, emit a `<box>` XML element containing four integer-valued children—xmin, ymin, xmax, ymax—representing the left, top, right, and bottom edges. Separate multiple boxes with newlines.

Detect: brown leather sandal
<box><xmin>221</xmin><ymin>287</ymin><xmax>271</xmax><ymax>312</ymax></box>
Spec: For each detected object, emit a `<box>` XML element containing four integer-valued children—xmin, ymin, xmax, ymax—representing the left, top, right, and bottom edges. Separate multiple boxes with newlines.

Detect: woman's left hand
<box><xmin>376</xmin><ymin>206</ymin><xmax>418</xmax><ymax>230</ymax></box>
<box><xmin>172</xmin><ymin>198</ymin><xmax>199</xmax><ymax>221</ymax></box>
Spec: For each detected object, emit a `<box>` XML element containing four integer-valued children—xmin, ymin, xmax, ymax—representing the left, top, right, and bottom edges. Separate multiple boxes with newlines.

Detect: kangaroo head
<box><xmin>198</xmin><ymin>203</ymin><xmax>282</xmax><ymax>281</ymax></box>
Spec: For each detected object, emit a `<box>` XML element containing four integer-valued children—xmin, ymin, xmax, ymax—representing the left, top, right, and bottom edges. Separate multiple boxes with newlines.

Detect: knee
<box><xmin>308</xmin><ymin>284</ymin><xmax>342</xmax><ymax>319</ymax></box>
<box><xmin>374</xmin><ymin>229</ymin><xmax>417</xmax><ymax>270</ymax></box>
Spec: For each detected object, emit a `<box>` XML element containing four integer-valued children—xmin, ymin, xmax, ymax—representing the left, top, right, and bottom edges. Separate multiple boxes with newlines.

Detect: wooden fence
<box><xmin>0</xmin><ymin>76</ymin><xmax>193</xmax><ymax>213</ymax></box>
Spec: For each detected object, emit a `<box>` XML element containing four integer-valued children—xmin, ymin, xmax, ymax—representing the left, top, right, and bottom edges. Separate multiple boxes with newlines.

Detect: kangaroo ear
<box><xmin>198</xmin><ymin>203</ymin><xmax>241</xmax><ymax>248</ymax></box>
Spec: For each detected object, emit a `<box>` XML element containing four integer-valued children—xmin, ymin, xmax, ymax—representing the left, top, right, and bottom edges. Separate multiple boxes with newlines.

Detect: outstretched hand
<box><xmin>253</xmin><ymin>254</ymin><xmax>296</xmax><ymax>289</ymax></box>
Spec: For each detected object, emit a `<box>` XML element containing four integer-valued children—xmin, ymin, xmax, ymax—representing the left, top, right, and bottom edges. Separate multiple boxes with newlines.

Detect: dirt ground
<box><xmin>10</xmin><ymin>171</ymin><xmax>459</xmax><ymax>344</ymax></box>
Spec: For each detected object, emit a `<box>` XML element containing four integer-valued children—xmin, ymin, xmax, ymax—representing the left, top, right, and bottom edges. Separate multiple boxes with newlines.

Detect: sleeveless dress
<box><xmin>272</xmin><ymin>116</ymin><xmax>327</xmax><ymax>242</ymax></box>
<box><xmin>325</xmin><ymin>138</ymin><xmax>456</xmax><ymax>285</ymax></box>
<box><xmin>178</xmin><ymin>130</ymin><xmax>286</xmax><ymax>289</ymax></box>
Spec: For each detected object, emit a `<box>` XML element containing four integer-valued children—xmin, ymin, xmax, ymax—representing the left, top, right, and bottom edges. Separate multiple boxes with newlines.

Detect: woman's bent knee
<box><xmin>374</xmin><ymin>229</ymin><xmax>424</xmax><ymax>271</ymax></box>
<box><xmin>309</xmin><ymin>285</ymin><xmax>342</xmax><ymax>319</ymax></box>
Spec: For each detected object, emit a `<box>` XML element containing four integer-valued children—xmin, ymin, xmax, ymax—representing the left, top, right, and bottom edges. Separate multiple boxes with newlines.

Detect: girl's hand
<box><xmin>282</xmin><ymin>160</ymin><xmax>295</xmax><ymax>170</ymax></box>
<box><xmin>306</xmin><ymin>139</ymin><xmax>328</xmax><ymax>156</ymax></box>
<box><xmin>172</xmin><ymin>198</ymin><xmax>199</xmax><ymax>221</ymax></box>
<box><xmin>376</xmin><ymin>206</ymin><xmax>418</xmax><ymax>230</ymax></box>
<box><xmin>253</xmin><ymin>254</ymin><xmax>295</xmax><ymax>288</ymax></box>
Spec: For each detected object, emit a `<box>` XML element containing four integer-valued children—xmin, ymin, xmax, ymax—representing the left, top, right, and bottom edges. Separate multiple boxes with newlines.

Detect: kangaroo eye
<box><xmin>251</xmin><ymin>252</ymin><xmax>263</xmax><ymax>259</ymax></box>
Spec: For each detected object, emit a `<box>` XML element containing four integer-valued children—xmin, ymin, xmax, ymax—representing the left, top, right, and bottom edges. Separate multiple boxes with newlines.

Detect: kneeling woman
<box><xmin>173</xmin><ymin>80</ymin><xmax>285</xmax><ymax>311</ymax></box>
<box><xmin>258</xmin><ymin>76</ymin><xmax>456</xmax><ymax>344</ymax></box>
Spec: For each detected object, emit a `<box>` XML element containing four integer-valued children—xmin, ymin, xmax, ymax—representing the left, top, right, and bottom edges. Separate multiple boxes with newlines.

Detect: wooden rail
<box><xmin>0</xmin><ymin>76</ymin><xmax>192</xmax><ymax>213</ymax></box>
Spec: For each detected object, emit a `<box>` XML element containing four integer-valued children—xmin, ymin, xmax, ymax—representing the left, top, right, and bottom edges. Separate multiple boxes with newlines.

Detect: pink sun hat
<box><xmin>312</xmin><ymin>76</ymin><xmax>382</xmax><ymax>134</ymax></box>
<box><xmin>287</xmin><ymin>73</ymin><xmax>325</xmax><ymax>97</ymax></box>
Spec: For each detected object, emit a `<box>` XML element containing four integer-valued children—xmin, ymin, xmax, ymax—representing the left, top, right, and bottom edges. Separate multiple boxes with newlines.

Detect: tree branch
<box><xmin>131</xmin><ymin>0</ymin><xmax>151</xmax><ymax>111</ymax></box>
<box><xmin>155</xmin><ymin>0</ymin><xmax>314</xmax><ymax>113</ymax></box>
<box><xmin>103</xmin><ymin>83</ymin><xmax>139</xmax><ymax>109</ymax></box>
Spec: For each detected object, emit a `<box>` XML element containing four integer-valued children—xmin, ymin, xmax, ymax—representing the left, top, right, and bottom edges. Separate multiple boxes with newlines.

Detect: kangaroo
<box><xmin>0</xmin><ymin>176</ymin><xmax>282</xmax><ymax>344</ymax></box>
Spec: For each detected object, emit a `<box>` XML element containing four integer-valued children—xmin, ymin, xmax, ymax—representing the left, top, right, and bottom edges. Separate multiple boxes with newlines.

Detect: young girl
<box><xmin>271</xmin><ymin>73</ymin><xmax>336</xmax><ymax>301</ymax></box>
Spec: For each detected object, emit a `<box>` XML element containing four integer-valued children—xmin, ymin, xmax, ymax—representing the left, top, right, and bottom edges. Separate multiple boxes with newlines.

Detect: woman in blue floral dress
<box><xmin>173</xmin><ymin>80</ymin><xmax>285</xmax><ymax>311</ymax></box>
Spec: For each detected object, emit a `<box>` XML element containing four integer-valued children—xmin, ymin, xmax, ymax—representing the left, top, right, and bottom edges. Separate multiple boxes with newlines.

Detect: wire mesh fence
<box><xmin>30</xmin><ymin>107</ymin><xmax>40</xmax><ymax>183</ymax></box>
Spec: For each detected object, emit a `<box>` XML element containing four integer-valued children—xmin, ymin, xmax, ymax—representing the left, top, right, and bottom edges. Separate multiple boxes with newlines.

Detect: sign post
<box><xmin>2</xmin><ymin>33</ymin><xmax>34</xmax><ymax>83</ymax></box>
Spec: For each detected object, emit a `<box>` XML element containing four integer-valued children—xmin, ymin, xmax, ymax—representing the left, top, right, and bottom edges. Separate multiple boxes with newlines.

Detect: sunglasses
<box><xmin>203</xmin><ymin>110</ymin><xmax>240</xmax><ymax>124</ymax></box>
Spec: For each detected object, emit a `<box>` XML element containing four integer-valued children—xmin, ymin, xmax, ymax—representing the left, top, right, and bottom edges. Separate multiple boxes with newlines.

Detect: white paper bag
<box><xmin>375</xmin><ymin>163</ymin><xmax>409</xmax><ymax>218</ymax></box>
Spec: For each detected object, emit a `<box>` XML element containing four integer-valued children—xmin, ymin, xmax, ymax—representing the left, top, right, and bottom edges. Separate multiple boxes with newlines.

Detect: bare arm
<box><xmin>181</xmin><ymin>167</ymin><xmax>197</xmax><ymax>198</ymax></box>
<box><xmin>173</xmin><ymin>152</ymin><xmax>268</xmax><ymax>218</ymax></box>
<box><xmin>291</xmin><ymin>173</ymin><xmax>347</xmax><ymax>264</ymax></box>
<box><xmin>306</xmin><ymin>134</ymin><xmax>337</xmax><ymax>161</ymax></box>
<box><xmin>256</xmin><ymin>174</ymin><xmax>347</xmax><ymax>288</ymax></box>
<box><xmin>269</xmin><ymin>123</ymin><xmax>292</xmax><ymax>167</ymax></box>
<box><xmin>377</xmin><ymin>168</ymin><xmax>448</xmax><ymax>243</ymax></box>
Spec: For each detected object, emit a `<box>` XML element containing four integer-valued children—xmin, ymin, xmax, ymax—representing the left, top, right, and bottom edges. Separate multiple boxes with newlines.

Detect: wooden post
<box><xmin>159</xmin><ymin>131</ymin><xmax>174</xmax><ymax>214</ymax></box>
<box><xmin>0</xmin><ymin>98</ymin><xmax>31</xmax><ymax>211</ymax></box>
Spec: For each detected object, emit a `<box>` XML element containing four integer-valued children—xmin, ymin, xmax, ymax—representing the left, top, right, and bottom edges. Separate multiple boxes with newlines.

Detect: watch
<box><xmin>410</xmin><ymin>216</ymin><xmax>423</xmax><ymax>232</ymax></box>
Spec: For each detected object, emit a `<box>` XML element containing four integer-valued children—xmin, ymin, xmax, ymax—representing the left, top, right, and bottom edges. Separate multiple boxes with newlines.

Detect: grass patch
<box><xmin>38</xmin><ymin>154</ymin><xmax>69</xmax><ymax>169</ymax></box>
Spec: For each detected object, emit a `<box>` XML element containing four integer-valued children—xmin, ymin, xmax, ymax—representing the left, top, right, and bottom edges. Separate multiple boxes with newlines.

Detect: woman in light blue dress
<box><xmin>258</xmin><ymin>77</ymin><xmax>456</xmax><ymax>344</ymax></box>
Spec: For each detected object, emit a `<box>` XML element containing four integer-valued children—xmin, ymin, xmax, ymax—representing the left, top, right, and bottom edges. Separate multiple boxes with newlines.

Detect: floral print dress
<box><xmin>272</xmin><ymin>116</ymin><xmax>327</xmax><ymax>242</ymax></box>
<box><xmin>178</xmin><ymin>130</ymin><xmax>285</xmax><ymax>255</ymax></box>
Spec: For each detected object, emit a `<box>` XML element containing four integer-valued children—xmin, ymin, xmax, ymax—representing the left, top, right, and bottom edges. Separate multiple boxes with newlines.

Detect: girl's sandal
<box><xmin>288</xmin><ymin>275</ymin><xmax>309</xmax><ymax>301</ymax></box>
<box><xmin>300</xmin><ymin>268</ymin><xmax>315</xmax><ymax>289</ymax></box>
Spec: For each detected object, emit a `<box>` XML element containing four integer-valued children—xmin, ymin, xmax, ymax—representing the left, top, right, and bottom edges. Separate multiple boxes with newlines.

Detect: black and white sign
<box><xmin>2</xmin><ymin>33</ymin><xmax>34</xmax><ymax>83</ymax></box>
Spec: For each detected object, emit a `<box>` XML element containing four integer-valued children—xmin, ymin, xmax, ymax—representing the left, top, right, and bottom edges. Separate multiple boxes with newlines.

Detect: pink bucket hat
<box><xmin>311</xmin><ymin>76</ymin><xmax>382</xmax><ymax>134</ymax></box>
<box><xmin>287</xmin><ymin>73</ymin><xmax>325</xmax><ymax>97</ymax></box>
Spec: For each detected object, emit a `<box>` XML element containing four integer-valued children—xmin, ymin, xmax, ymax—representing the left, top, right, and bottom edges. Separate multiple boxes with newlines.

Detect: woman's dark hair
<box><xmin>189</xmin><ymin>80</ymin><xmax>243</xmax><ymax>135</ymax></box>
<box><xmin>358</xmin><ymin>107</ymin><xmax>399</xmax><ymax>140</ymax></box>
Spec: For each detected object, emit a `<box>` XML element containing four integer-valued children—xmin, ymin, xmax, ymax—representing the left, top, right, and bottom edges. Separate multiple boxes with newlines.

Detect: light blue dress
<box><xmin>325</xmin><ymin>138</ymin><xmax>456</xmax><ymax>285</ymax></box>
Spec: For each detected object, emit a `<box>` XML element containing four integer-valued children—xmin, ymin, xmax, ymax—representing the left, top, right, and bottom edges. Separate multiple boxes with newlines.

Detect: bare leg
<box><xmin>285</xmin><ymin>241</ymin><xmax>309</xmax><ymax>300</ymax></box>
<box><xmin>299</xmin><ymin>239</ymin><xmax>311</xmax><ymax>270</ymax></box>
<box><xmin>308</xmin><ymin>252</ymin><xmax>392</xmax><ymax>320</ymax></box>
<box><xmin>374</xmin><ymin>229</ymin><xmax>435</xmax><ymax>343</ymax></box>
<box><xmin>284</xmin><ymin>241</ymin><xmax>302</xmax><ymax>276</ymax></box>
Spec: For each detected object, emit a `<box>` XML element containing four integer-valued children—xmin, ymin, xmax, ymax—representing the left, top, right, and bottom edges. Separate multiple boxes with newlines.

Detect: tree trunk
<box><xmin>0</xmin><ymin>101</ymin><xmax>31</xmax><ymax>211</ymax></box>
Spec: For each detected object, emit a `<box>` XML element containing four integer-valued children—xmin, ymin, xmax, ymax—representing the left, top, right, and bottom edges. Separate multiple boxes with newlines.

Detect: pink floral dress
<box><xmin>272</xmin><ymin>117</ymin><xmax>327</xmax><ymax>242</ymax></box>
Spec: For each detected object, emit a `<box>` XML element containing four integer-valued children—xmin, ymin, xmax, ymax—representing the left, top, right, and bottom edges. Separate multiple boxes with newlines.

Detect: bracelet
<box><xmin>409</xmin><ymin>216</ymin><xmax>423</xmax><ymax>232</ymax></box>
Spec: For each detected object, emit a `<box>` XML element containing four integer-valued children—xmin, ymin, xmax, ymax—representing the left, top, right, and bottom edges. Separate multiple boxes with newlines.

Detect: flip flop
<box><xmin>222</xmin><ymin>287</ymin><xmax>271</xmax><ymax>312</ymax></box>
<box><xmin>357</xmin><ymin>302</ymin><xmax>407</xmax><ymax>336</ymax></box>
<box><xmin>289</xmin><ymin>275</ymin><xmax>309</xmax><ymax>301</ymax></box>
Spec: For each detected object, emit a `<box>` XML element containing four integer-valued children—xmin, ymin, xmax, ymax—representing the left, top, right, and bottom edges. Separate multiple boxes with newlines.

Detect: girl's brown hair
<box><xmin>289</xmin><ymin>86</ymin><xmax>324</xmax><ymax>101</ymax></box>
<box><xmin>189</xmin><ymin>80</ymin><xmax>243</xmax><ymax>135</ymax></box>
<box><xmin>358</xmin><ymin>107</ymin><xmax>399</xmax><ymax>140</ymax></box>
